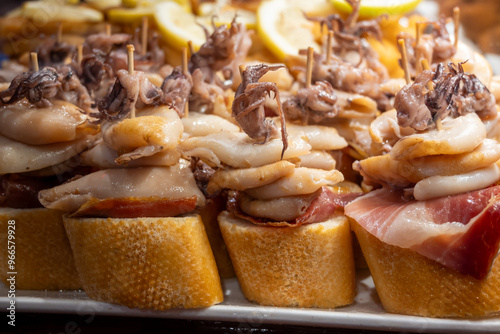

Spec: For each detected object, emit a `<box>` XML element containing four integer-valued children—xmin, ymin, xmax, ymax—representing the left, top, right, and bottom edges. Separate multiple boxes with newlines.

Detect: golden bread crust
<box><xmin>218</xmin><ymin>211</ymin><xmax>356</xmax><ymax>308</ymax></box>
<box><xmin>351</xmin><ymin>218</ymin><xmax>500</xmax><ymax>318</ymax></box>
<box><xmin>0</xmin><ymin>207</ymin><xmax>81</xmax><ymax>290</ymax></box>
<box><xmin>64</xmin><ymin>214</ymin><xmax>223</xmax><ymax>310</ymax></box>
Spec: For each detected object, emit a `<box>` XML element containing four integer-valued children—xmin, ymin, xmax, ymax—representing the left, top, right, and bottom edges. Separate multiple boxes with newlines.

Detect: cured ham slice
<box><xmin>229</xmin><ymin>186</ymin><xmax>361</xmax><ymax>227</ymax></box>
<box><xmin>344</xmin><ymin>186</ymin><xmax>500</xmax><ymax>279</ymax></box>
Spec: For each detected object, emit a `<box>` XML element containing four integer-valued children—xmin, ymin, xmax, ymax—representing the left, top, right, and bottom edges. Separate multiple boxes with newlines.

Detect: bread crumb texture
<box><xmin>63</xmin><ymin>214</ymin><xmax>223</xmax><ymax>310</ymax></box>
<box><xmin>351</xmin><ymin>218</ymin><xmax>500</xmax><ymax>318</ymax></box>
<box><xmin>218</xmin><ymin>211</ymin><xmax>356</xmax><ymax>308</ymax></box>
<box><xmin>0</xmin><ymin>207</ymin><xmax>81</xmax><ymax>290</ymax></box>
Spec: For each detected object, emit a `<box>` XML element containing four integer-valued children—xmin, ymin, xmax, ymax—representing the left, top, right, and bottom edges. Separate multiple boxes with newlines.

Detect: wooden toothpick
<box><xmin>105</xmin><ymin>23</ymin><xmax>111</xmax><ymax>36</ymax></box>
<box><xmin>421</xmin><ymin>59</ymin><xmax>443</xmax><ymax>131</ymax></box>
<box><xmin>182</xmin><ymin>46</ymin><xmax>189</xmax><ymax>118</ymax></box>
<box><xmin>127</xmin><ymin>44</ymin><xmax>136</xmax><ymax>118</ymax></box>
<box><xmin>326</xmin><ymin>30</ymin><xmax>333</xmax><ymax>65</ymax></box>
<box><xmin>398</xmin><ymin>39</ymin><xmax>411</xmax><ymax>85</ymax></box>
<box><xmin>77</xmin><ymin>44</ymin><xmax>83</xmax><ymax>65</ymax></box>
<box><xmin>30</xmin><ymin>52</ymin><xmax>39</xmax><ymax>72</ymax></box>
<box><xmin>415</xmin><ymin>22</ymin><xmax>422</xmax><ymax>46</ymax></box>
<box><xmin>141</xmin><ymin>17</ymin><xmax>148</xmax><ymax>56</ymax></box>
<box><xmin>57</xmin><ymin>22</ymin><xmax>63</xmax><ymax>44</ymax></box>
<box><xmin>453</xmin><ymin>7</ymin><xmax>460</xmax><ymax>48</ymax></box>
<box><xmin>306</xmin><ymin>46</ymin><xmax>314</xmax><ymax>89</ymax></box>
<box><xmin>187</xmin><ymin>40</ymin><xmax>194</xmax><ymax>58</ymax></box>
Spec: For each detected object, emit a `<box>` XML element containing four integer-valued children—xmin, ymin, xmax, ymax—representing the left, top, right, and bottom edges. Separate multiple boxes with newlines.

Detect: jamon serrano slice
<box><xmin>345</xmin><ymin>186</ymin><xmax>500</xmax><ymax>279</ymax></box>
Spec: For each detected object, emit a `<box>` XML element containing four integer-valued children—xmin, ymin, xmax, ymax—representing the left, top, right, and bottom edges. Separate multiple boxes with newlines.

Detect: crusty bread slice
<box><xmin>351</xmin><ymin>218</ymin><xmax>500</xmax><ymax>318</ymax></box>
<box><xmin>64</xmin><ymin>214</ymin><xmax>223</xmax><ymax>310</ymax></box>
<box><xmin>0</xmin><ymin>207</ymin><xmax>81</xmax><ymax>290</ymax></box>
<box><xmin>196</xmin><ymin>197</ymin><xmax>235</xmax><ymax>278</ymax></box>
<box><xmin>218</xmin><ymin>211</ymin><xmax>356</xmax><ymax>308</ymax></box>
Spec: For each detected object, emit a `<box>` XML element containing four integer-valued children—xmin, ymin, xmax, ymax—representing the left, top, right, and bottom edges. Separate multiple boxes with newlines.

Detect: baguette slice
<box><xmin>351</xmin><ymin>218</ymin><xmax>500</xmax><ymax>318</ymax></box>
<box><xmin>0</xmin><ymin>207</ymin><xmax>81</xmax><ymax>290</ymax></box>
<box><xmin>218</xmin><ymin>211</ymin><xmax>356</xmax><ymax>308</ymax></box>
<box><xmin>64</xmin><ymin>214</ymin><xmax>223</xmax><ymax>310</ymax></box>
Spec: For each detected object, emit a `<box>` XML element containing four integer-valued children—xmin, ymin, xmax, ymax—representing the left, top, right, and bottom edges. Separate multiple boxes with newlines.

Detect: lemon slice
<box><xmin>109</xmin><ymin>0</ymin><xmax>191</xmax><ymax>24</ymax></box>
<box><xmin>257</xmin><ymin>0</ymin><xmax>321</xmax><ymax>62</ymax></box>
<box><xmin>21</xmin><ymin>0</ymin><xmax>104</xmax><ymax>22</ymax></box>
<box><xmin>330</xmin><ymin>0</ymin><xmax>423</xmax><ymax>18</ymax></box>
<box><xmin>155</xmin><ymin>1</ymin><xmax>208</xmax><ymax>51</ymax></box>
<box><xmin>197</xmin><ymin>3</ymin><xmax>256</xmax><ymax>29</ymax></box>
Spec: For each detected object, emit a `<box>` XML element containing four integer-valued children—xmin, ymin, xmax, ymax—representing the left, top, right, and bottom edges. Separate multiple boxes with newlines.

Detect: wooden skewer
<box><xmin>306</xmin><ymin>46</ymin><xmax>314</xmax><ymax>89</ymax></box>
<box><xmin>415</xmin><ymin>22</ymin><xmax>422</xmax><ymax>46</ymax></box>
<box><xmin>77</xmin><ymin>44</ymin><xmax>83</xmax><ymax>65</ymax></box>
<box><xmin>182</xmin><ymin>46</ymin><xmax>189</xmax><ymax>118</ymax></box>
<box><xmin>398</xmin><ymin>39</ymin><xmax>411</xmax><ymax>85</ymax></box>
<box><xmin>30</xmin><ymin>52</ymin><xmax>39</xmax><ymax>72</ymax></box>
<box><xmin>453</xmin><ymin>7</ymin><xmax>460</xmax><ymax>48</ymax></box>
<box><xmin>127</xmin><ymin>44</ymin><xmax>136</xmax><ymax>118</ymax></box>
<box><xmin>420</xmin><ymin>59</ymin><xmax>443</xmax><ymax>131</ymax></box>
<box><xmin>57</xmin><ymin>22</ymin><xmax>63</xmax><ymax>44</ymax></box>
<box><xmin>326</xmin><ymin>30</ymin><xmax>333</xmax><ymax>65</ymax></box>
<box><xmin>141</xmin><ymin>17</ymin><xmax>148</xmax><ymax>56</ymax></box>
<box><xmin>187</xmin><ymin>40</ymin><xmax>194</xmax><ymax>58</ymax></box>
<box><xmin>105</xmin><ymin>23</ymin><xmax>111</xmax><ymax>36</ymax></box>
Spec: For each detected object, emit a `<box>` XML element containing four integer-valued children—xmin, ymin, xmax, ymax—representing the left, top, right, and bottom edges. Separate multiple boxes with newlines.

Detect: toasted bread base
<box><xmin>196</xmin><ymin>197</ymin><xmax>235</xmax><ymax>278</ymax></box>
<box><xmin>0</xmin><ymin>207</ymin><xmax>81</xmax><ymax>290</ymax></box>
<box><xmin>64</xmin><ymin>214</ymin><xmax>223</xmax><ymax>310</ymax></box>
<box><xmin>351</xmin><ymin>218</ymin><xmax>500</xmax><ymax>318</ymax></box>
<box><xmin>218</xmin><ymin>211</ymin><xmax>356</xmax><ymax>308</ymax></box>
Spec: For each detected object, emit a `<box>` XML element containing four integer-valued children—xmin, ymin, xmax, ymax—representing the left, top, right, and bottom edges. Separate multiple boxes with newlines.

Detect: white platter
<box><xmin>1</xmin><ymin>270</ymin><xmax>499</xmax><ymax>333</ymax></box>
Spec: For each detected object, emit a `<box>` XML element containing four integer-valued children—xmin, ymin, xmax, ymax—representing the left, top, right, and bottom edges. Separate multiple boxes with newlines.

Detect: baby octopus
<box><xmin>232</xmin><ymin>63</ymin><xmax>288</xmax><ymax>158</ymax></box>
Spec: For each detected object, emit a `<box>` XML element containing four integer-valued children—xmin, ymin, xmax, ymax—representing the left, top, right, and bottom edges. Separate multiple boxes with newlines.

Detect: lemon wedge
<box><xmin>256</xmin><ymin>0</ymin><xmax>322</xmax><ymax>62</ymax></box>
<box><xmin>330</xmin><ymin>0</ymin><xmax>423</xmax><ymax>19</ymax></box>
<box><xmin>21</xmin><ymin>0</ymin><xmax>104</xmax><ymax>23</ymax></box>
<box><xmin>109</xmin><ymin>0</ymin><xmax>191</xmax><ymax>24</ymax></box>
<box><xmin>155</xmin><ymin>1</ymin><xmax>208</xmax><ymax>51</ymax></box>
<box><xmin>197</xmin><ymin>2</ymin><xmax>256</xmax><ymax>29</ymax></box>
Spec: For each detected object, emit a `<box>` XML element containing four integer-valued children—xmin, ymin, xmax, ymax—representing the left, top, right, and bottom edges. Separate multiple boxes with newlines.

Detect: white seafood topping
<box><xmin>207</xmin><ymin>160</ymin><xmax>296</xmax><ymax>194</ymax></box>
<box><xmin>413</xmin><ymin>163</ymin><xmax>500</xmax><ymax>201</ymax></box>
<box><xmin>357</xmin><ymin>138</ymin><xmax>500</xmax><ymax>187</ymax></box>
<box><xmin>0</xmin><ymin>100</ymin><xmax>95</xmax><ymax>145</ymax></box>
<box><xmin>239</xmin><ymin>194</ymin><xmax>312</xmax><ymax>222</ymax></box>
<box><xmin>102</xmin><ymin>106</ymin><xmax>183</xmax><ymax>162</ymax></box>
<box><xmin>39</xmin><ymin>161</ymin><xmax>205</xmax><ymax>212</ymax></box>
<box><xmin>284</xmin><ymin>123</ymin><xmax>348</xmax><ymax>151</ymax></box>
<box><xmin>298</xmin><ymin>150</ymin><xmax>336</xmax><ymax>170</ymax></box>
<box><xmin>390</xmin><ymin>113</ymin><xmax>486</xmax><ymax>160</ymax></box>
<box><xmin>181</xmin><ymin>112</ymin><xmax>240</xmax><ymax>137</ymax></box>
<box><xmin>181</xmin><ymin>131</ymin><xmax>311</xmax><ymax>168</ymax></box>
<box><xmin>0</xmin><ymin>134</ymin><xmax>94</xmax><ymax>174</ymax></box>
<box><xmin>80</xmin><ymin>140</ymin><xmax>181</xmax><ymax>168</ymax></box>
<box><xmin>245</xmin><ymin>167</ymin><xmax>343</xmax><ymax>200</ymax></box>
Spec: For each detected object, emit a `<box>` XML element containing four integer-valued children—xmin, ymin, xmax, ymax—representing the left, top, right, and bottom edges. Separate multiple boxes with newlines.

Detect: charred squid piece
<box><xmin>283</xmin><ymin>80</ymin><xmax>338</xmax><ymax>124</ymax></box>
<box><xmin>232</xmin><ymin>64</ymin><xmax>288</xmax><ymax>158</ymax></box>
<box><xmin>395</xmin><ymin>61</ymin><xmax>497</xmax><ymax>131</ymax></box>
<box><xmin>35</xmin><ymin>36</ymin><xmax>76</xmax><ymax>68</ymax></box>
<box><xmin>96</xmin><ymin>69</ymin><xmax>163</xmax><ymax>122</ymax></box>
<box><xmin>427</xmin><ymin>62</ymin><xmax>497</xmax><ymax>121</ymax></box>
<box><xmin>80</xmin><ymin>49</ymin><xmax>114</xmax><ymax>97</ymax></box>
<box><xmin>189</xmin><ymin>17</ymin><xmax>253</xmax><ymax>87</ymax></box>
<box><xmin>83</xmin><ymin>32</ymin><xmax>132</xmax><ymax>55</ymax></box>
<box><xmin>160</xmin><ymin>67</ymin><xmax>193</xmax><ymax>118</ymax></box>
<box><xmin>0</xmin><ymin>67</ymin><xmax>61</xmax><ymax>108</ymax></box>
